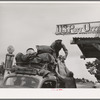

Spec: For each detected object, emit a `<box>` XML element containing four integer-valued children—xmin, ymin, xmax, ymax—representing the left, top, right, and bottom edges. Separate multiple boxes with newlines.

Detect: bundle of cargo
<box><xmin>15</xmin><ymin>45</ymin><xmax>57</xmax><ymax>75</ymax></box>
<box><xmin>36</xmin><ymin>45</ymin><xmax>54</xmax><ymax>55</ymax></box>
<box><xmin>10</xmin><ymin>66</ymin><xmax>38</xmax><ymax>75</ymax></box>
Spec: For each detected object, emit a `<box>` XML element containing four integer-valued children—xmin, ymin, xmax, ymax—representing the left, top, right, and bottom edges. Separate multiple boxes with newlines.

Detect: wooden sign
<box><xmin>55</xmin><ymin>21</ymin><xmax>100</xmax><ymax>35</ymax></box>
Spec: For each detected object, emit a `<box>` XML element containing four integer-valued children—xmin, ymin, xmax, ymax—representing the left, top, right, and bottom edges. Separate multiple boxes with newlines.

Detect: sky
<box><xmin>1</xmin><ymin>2</ymin><xmax>100</xmax><ymax>81</ymax></box>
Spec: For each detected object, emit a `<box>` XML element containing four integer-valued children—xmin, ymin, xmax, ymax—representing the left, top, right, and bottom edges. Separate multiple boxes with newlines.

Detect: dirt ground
<box><xmin>76</xmin><ymin>82</ymin><xmax>95</xmax><ymax>88</ymax></box>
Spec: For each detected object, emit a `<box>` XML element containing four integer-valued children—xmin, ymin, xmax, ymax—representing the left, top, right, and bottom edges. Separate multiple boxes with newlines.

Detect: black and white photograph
<box><xmin>1</xmin><ymin>1</ymin><xmax>100</xmax><ymax>90</ymax></box>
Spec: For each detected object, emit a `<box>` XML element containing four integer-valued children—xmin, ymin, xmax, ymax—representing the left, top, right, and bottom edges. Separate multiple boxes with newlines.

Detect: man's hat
<box><xmin>55</xmin><ymin>39</ymin><xmax>62</xmax><ymax>43</ymax></box>
<box><xmin>26</xmin><ymin>48</ymin><xmax>34</xmax><ymax>52</ymax></box>
<box><xmin>56</xmin><ymin>39</ymin><xmax>62</xmax><ymax>41</ymax></box>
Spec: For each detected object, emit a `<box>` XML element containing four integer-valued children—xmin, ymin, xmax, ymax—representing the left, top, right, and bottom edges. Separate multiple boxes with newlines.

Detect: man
<box><xmin>56</xmin><ymin>55</ymin><xmax>71</xmax><ymax>88</ymax></box>
<box><xmin>50</xmin><ymin>39</ymin><xmax>68</xmax><ymax>59</ymax></box>
<box><xmin>57</xmin><ymin>55</ymin><xmax>70</xmax><ymax>76</ymax></box>
<box><xmin>56</xmin><ymin>67</ymin><xmax>77</xmax><ymax>88</ymax></box>
<box><xmin>15</xmin><ymin>48</ymin><xmax>37</xmax><ymax>66</ymax></box>
<box><xmin>15</xmin><ymin>48</ymin><xmax>56</xmax><ymax>70</ymax></box>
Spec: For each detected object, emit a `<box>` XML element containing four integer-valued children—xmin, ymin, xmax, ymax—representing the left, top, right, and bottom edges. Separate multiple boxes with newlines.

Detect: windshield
<box><xmin>4</xmin><ymin>76</ymin><xmax>39</xmax><ymax>88</ymax></box>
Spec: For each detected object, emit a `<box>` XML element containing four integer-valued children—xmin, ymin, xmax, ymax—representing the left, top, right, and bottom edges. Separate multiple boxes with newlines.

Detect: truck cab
<box><xmin>1</xmin><ymin>67</ymin><xmax>57</xmax><ymax>88</ymax></box>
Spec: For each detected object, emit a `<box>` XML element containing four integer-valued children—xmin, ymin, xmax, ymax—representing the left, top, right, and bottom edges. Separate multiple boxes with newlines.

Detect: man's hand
<box><xmin>55</xmin><ymin>66</ymin><xmax>59</xmax><ymax>75</ymax></box>
<box><xmin>61</xmin><ymin>55</ymin><xmax>67</xmax><ymax>61</ymax></box>
<box><xmin>63</xmin><ymin>56</ymin><xmax>67</xmax><ymax>60</ymax></box>
<box><xmin>58</xmin><ymin>55</ymin><xmax>66</xmax><ymax>62</ymax></box>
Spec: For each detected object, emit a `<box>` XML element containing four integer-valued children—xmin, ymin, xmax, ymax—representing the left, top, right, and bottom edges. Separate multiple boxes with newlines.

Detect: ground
<box><xmin>76</xmin><ymin>82</ymin><xmax>95</xmax><ymax>88</ymax></box>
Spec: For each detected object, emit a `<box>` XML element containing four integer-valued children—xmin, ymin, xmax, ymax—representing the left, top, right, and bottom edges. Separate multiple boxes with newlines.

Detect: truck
<box><xmin>1</xmin><ymin>66</ymin><xmax>57</xmax><ymax>88</ymax></box>
<box><xmin>2</xmin><ymin>46</ymin><xmax>58</xmax><ymax>88</ymax></box>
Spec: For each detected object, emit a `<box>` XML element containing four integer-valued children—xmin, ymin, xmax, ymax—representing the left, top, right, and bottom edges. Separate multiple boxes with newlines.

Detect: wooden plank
<box><xmin>71</xmin><ymin>38</ymin><xmax>100</xmax><ymax>44</ymax></box>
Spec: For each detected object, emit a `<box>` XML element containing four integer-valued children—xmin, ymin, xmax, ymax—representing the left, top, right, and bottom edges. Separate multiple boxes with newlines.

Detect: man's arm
<box><xmin>62</xmin><ymin>43</ymin><xmax>68</xmax><ymax>59</ymax></box>
<box><xmin>22</xmin><ymin>52</ymin><xmax>37</xmax><ymax>62</ymax></box>
<box><xmin>64</xmin><ymin>64</ymin><xmax>70</xmax><ymax>74</ymax></box>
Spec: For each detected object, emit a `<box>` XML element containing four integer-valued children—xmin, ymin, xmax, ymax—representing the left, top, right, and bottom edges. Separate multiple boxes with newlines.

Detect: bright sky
<box><xmin>1</xmin><ymin>2</ymin><xmax>100</xmax><ymax>81</ymax></box>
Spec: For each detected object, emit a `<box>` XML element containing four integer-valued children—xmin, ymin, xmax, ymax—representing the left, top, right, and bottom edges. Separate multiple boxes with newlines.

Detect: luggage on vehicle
<box><xmin>15</xmin><ymin>53</ymin><xmax>31</xmax><ymax>66</ymax></box>
<box><xmin>36</xmin><ymin>45</ymin><xmax>54</xmax><ymax>55</ymax></box>
<box><xmin>10</xmin><ymin>66</ymin><xmax>39</xmax><ymax>75</ymax></box>
<box><xmin>30</xmin><ymin>53</ymin><xmax>57</xmax><ymax>72</ymax></box>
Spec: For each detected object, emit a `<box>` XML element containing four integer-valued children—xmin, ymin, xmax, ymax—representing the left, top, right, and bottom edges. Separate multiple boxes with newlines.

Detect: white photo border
<box><xmin>0</xmin><ymin>1</ymin><xmax>100</xmax><ymax>99</ymax></box>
